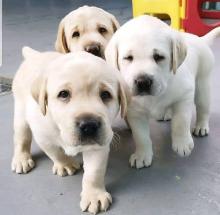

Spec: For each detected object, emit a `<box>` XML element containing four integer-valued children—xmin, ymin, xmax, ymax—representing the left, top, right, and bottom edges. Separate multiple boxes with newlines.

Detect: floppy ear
<box><xmin>118</xmin><ymin>76</ymin><xmax>131</xmax><ymax>118</ymax></box>
<box><xmin>31</xmin><ymin>75</ymin><xmax>48</xmax><ymax>116</ymax></box>
<box><xmin>105</xmin><ymin>36</ymin><xmax>120</xmax><ymax>70</ymax></box>
<box><xmin>55</xmin><ymin>19</ymin><xmax>70</xmax><ymax>53</ymax></box>
<box><xmin>109</xmin><ymin>14</ymin><xmax>120</xmax><ymax>32</ymax></box>
<box><xmin>171</xmin><ymin>33</ymin><xmax>187</xmax><ymax>74</ymax></box>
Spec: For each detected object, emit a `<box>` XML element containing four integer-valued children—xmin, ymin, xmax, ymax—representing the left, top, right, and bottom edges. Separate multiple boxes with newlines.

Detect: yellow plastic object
<box><xmin>132</xmin><ymin>0</ymin><xmax>186</xmax><ymax>31</ymax></box>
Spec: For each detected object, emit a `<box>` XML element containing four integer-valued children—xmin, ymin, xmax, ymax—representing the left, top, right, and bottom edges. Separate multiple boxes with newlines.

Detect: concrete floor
<box><xmin>1</xmin><ymin>1</ymin><xmax>220</xmax><ymax>215</ymax></box>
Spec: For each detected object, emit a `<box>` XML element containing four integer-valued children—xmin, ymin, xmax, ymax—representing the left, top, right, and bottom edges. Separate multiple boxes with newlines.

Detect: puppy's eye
<box><xmin>98</xmin><ymin>27</ymin><xmax>107</xmax><ymax>34</ymax></box>
<box><xmin>124</xmin><ymin>55</ymin><xmax>133</xmax><ymax>62</ymax></box>
<box><xmin>72</xmin><ymin>31</ymin><xmax>80</xmax><ymax>38</ymax></box>
<box><xmin>57</xmin><ymin>90</ymin><xmax>70</xmax><ymax>100</ymax></box>
<box><xmin>153</xmin><ymin>53</ymin><xmax>165</xmax><ymax>63</ymax></box>
<box><xmin>100</xmin><ymin>90</ymin><xmax>112</xmax><ymax>102</ymax></box>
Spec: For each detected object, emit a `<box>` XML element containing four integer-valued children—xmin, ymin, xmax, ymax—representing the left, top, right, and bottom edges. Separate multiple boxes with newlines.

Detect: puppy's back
<box><xmin>13</xmin><ymin>47</ymin><xmax>61</xmax><ymax>99</ymax></box>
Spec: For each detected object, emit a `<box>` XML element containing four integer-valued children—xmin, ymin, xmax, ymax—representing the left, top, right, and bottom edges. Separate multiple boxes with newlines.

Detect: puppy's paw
<box><xmin>52</xmin><ymin>159</ymin><xmax>80</xmax><ymax>177</ymax></box>
<box><xmin>193</xmin><ymin>123</ymin><xmax>209</xmax><ymax>137</ymax></box>
<box><xmin>129</xmin><ymin>150</ymin><xmax>153</xmax><ymax>169</ymax></box>
<box><xmin>11</xmin><ymin>153</ymin><xmax>35</xmax><ymax>174</ymax></box>
<box><xmin>80</xmin><ymin>189</ymin><xmax>112</xmax><ymax>214</ymax></box>
<box><xmin>172</xmin><ymin>138</ymin><xmax>194</xmax><ymax>157</ymax></box>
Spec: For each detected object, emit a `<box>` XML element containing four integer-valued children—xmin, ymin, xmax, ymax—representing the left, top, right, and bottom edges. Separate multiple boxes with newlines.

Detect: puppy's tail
<box><xmin>22</xmin><ymin>46</ymin><xmax>40</xmax><ymax>59</ymax></box>
<box><xmin>201</xmin><ymin>27</ymin><xmax>220</xmax><ymax>46</ymax></box>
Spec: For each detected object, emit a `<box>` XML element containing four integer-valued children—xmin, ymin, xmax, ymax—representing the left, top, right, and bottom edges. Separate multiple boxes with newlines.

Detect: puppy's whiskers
<box><xmin>111</xmin><ymin>132</ymin><xmax>120</xmax><ymax>150</ymax></box>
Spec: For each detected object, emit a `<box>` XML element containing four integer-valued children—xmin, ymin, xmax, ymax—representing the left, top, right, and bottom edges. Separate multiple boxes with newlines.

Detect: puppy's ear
<box><xmin>55</xmin><ymin>19</ymin><xmax>70</xmax><ymax>53</ymax></box>
<box><xmin>118</xmin><ymin>76</ymin><xmax>131</xmax><ymax>118</ymax></box>
<box><xmin>171</xmin><ymin>33</ymin><xmax>187</xmax><ymax>74</ymax></box>
<box><xmin>31</xmin><ymin>75</ymin><xmax>48</xmax><ymax>116</ymax></box>
<box><xmin>109</xmin><ymin>14</ymin><xmax>120</xmax><ymax>32</ymax></box>
<box><xmin>105</xmin><ymin>36</ymin><xmax>120</xmax><ymax>70</ymax></box>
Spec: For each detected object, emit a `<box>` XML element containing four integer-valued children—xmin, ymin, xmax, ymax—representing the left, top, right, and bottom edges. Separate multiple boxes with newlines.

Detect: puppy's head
<box><xmin>31</xmin><ymin>52</ymin><xmax>129</xmax><ymax>155</ymax></box>
<box><xmin>55</xmin><ymin>6</ymin><xmax>120</xmax><ymax>59</ymax></box>
<box><xmin>105</xmin><ymin>15</ymin><xmax>187</xmax><ymax>97</ymax></box>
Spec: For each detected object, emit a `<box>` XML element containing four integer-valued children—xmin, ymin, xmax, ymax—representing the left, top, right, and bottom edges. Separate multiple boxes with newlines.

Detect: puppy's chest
<box><xmin>132</xmin><ymin>97</ymin><xmax>168</xmax><ymax>119</ymax></box>
<box><xmin>148</xmin><ymin>103</ymin><xmax>167</xmax><ymax>119</ymax></box>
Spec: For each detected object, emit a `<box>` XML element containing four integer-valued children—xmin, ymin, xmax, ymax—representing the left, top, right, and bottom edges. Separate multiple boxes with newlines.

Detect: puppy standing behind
<box><xmin>12</xmin><ymin>48</ymin><xmax>129</xmax><ymax>214</ymax></box>
<box><xmin>55</xmin><ymin>5</ymin><xmax>120</xmax><ymax>58</ymax></box>
<box><xmin>105</xmin><ymin>15</ymin><xmax>220</xmax><ymax>168</ymax></box>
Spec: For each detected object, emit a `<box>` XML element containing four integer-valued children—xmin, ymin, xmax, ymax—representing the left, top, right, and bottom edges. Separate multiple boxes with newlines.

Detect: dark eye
<box><xmin>57</xmin><ymin>90</ymin><xmax>70</xmax><ymax>100</ymax></box>
<box><xmin>72</xmin><ymin>31</ymin><xmax>80</xmax><ymax>38</ymax></box>
<box><xmin>98</xmin><ymin>27</ymin><xmax>107</xmax><ymax>34</ymax></box>
<box><xmin>100</xmin><ymin>90</ymin><xmax>112</xmax><ymax>102</ymax></box>
<box><xmin>124</xmin><ymin>55</ymin><xmax>133</xmax><ymax>62</ymax></box>
<box><xmin>153</xmin><ymin>53</ymin><xmax>165</xmax><ymax>63</ymax></box>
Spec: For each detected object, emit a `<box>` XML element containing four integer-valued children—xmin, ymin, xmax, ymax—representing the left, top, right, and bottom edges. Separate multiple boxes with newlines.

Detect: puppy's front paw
<box><xmin>193</xmin><ymin>123</ymin><xmax>209</xmax><ymax>137</ymax></box>
<box><xmin>80</xmin><ymin>189</ymin><xmax>112</xmax><ymax>214</ymax></box>
<box><xmin>11</xmin><ymin>153</ymin><xmax>35</xmax><ymax>174</ymax></box>
<box><xmin>129</xmin><ymin>150</ymin><xmax>153</xmax><ymax>169</ymax></box>
<box><xmin>52</xmin><ymin>159</ymin><xmax>80</xmax><ymax>177</ymax></box>
<box><xmin>172</xmin><ymin>138</ymin><xmax>194</xmax><ymax>157</ymax></box>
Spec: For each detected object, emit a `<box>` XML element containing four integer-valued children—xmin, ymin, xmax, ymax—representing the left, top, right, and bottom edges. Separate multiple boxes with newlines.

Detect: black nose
<box><xmin>135</xmin><ymin>75</ymin><xmax>153</xmax><ymax>95</ymax></box>
<box><xmin>77</xmin><ymin>116</ymin><xmax>101</xmax><ymax>138</ymax></box>
<box><xmin>85</xmin><ymin>44</ymin><xmax>101</xmax><ymax>57</ymax></box>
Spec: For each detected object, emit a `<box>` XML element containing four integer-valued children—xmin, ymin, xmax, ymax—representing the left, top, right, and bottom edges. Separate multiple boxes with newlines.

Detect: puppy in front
<box><xmin>55</xmin><ymin>5</ymin><xmax>120</xmax><ymax>58</ymax></box>
<box><xmin>12</xmin><ymin>48</ymin><xmax>129</xmax><ymax>214</ymax></box>
<box><xmin>105</xmin><ymin>15</ymin><xmax>220</xmax><ymax>168</ymax></box>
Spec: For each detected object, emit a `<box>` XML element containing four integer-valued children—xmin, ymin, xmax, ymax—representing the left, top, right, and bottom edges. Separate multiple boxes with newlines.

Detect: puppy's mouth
<box><xmin>62</xmin><ymin>132</ymin><xmax>113</xmax><ymax>157</ymax></box>
<box><xmin>63</xmin><ymin>132</ymin><xmax>111</xmax><ymax>157</ymax></box>
<box><xmin>133</xmin><ymin>87</ymin><xmax>162</xmax><ymax>97</ymax></box>
<box><xmin>134</xmin><ymin>91</ymin><xmax>151</xmax><ymax>96</ymax></box>
<box><xmin>76</xmin><ymin>137</ymin><xmax>102</xmax><ymax>146</ymax></box>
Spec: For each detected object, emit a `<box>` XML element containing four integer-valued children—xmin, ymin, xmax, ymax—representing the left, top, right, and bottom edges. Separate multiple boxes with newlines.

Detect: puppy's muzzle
<box><xmin>134</xmin><ymin>74</ymin><xmax>153</xmax><ymax>95</ymax></box>
<box><xmin>76</xmin><ymin>115</ymin><xmax>101</xmax><ymax>143</ymax></box>
<box><xmin>85</xmin><ymin>44</ymin><xmax>101</xmax><ymax>57</ymax></box>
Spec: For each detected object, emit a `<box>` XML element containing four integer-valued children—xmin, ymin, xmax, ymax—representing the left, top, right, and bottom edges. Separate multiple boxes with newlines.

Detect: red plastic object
<box><xmin>182</xmin><ymin>0</ymin><xmax>220</xmax><ymax>36</ymax></box>
<box><xmin>200</xmin><ymin>0</ymin><xmax>220</xmax><ymax>19</ymax></box>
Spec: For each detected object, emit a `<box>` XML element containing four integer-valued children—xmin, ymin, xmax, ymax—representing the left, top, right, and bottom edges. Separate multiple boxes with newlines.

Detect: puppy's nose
<box><xmin>77</xmin><ymin>116</ymin><xmax>101</xmax><ymax>138</ymax></box>
<box><xmin>135</xmin><ymin>75</ymin><xmax>153</xmax><ymax>95</ymax></box>
<box><xmin>85</xmin><ymin>44</ymin><xmax>101</xmax><ymax>57</ymax></box>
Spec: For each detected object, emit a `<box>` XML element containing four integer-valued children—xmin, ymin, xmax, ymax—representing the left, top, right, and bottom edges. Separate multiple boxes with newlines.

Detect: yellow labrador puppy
<box><xmin>12</xmin><ymin>47</ymin><xmax>129</xmax><ymax>214</ymax></box>
<box><xmin>55</xmin><ymin>5</ymin><xmax>120</xmax><ymax>58</ymax></box>
<box><xmin>105</xmin><ymin>15</ymin><xmax>220</xmax><ymax>168</ymax></box>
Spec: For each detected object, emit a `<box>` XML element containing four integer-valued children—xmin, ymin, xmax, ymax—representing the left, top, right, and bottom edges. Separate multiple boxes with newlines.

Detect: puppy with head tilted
<box><xmin>105</xmin><ymin>15</ymin><xmax>220</xmax><ymax>169</ymax></box>
<box><xmin>55</xmin><ymin>5</ymin><xmax>120</xmax><ymax>58</ymax></box>
<box><xmin>12</xmin><ymin>48</ymin><xmax>129</xmax><ymax>214</ymax></box>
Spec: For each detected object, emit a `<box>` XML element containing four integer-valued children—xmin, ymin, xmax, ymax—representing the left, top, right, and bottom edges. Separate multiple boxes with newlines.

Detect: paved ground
<box><xmin>1</xmin><ymin>1</ymin><xmax>220</xmax><ymax>215</ymax></box>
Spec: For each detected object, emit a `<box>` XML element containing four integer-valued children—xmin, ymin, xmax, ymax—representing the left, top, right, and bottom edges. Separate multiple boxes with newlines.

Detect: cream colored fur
<box><xmin>12</xmin><ymin>48</ymin><xmax>129</xmax><ymax>214</ymax></box>
<box><xmin>105</xmin><ymin>15</ymin><xmax>220</xmax><ymax>168</ymax></box>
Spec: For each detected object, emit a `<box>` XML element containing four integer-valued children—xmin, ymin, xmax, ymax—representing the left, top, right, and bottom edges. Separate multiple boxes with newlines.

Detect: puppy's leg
<box><xmin>12</xmin><ymin>101</ymin><xmax>35</xmax><ymax>174</ymax></box>
<box><xmin>193</xmin><ymin>75</ymin><xmax>211</xmax><ymax>137</ymax></box>
<box><xmin>37</xmin><ymin>142</ymin><xmax>80</xmax><ymax>177</ymax></box>
<box><xmin>171</xmin><ymin>100</ymin><xmax>194</xmax><ymax>157</ymax></box>
<box><xmin>80</xmin><ymin>147</ymin><xmax>112</xmax><ymax>214</ymax></box>
<box><xmin>193</xmin><ymin>50</ymin><xmax>213</xmax><ymax>137</ymax></box>
<box><xmin>128</xmin><ymin>114</ymin><xmax>153</xmax><ymax>169</ymax></box>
